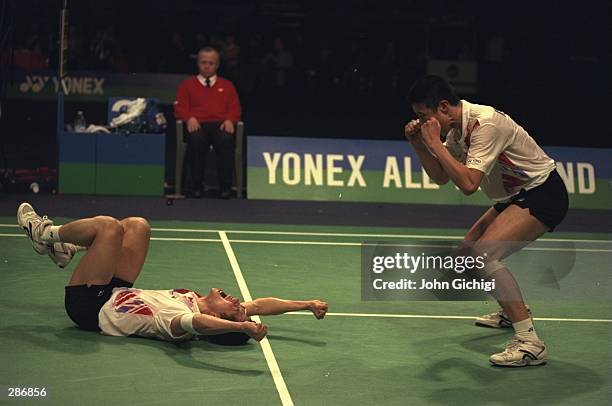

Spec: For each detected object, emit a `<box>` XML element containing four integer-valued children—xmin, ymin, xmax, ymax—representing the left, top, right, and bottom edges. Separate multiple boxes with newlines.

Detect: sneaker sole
<box><xmin>490</xmin><ymin>358</ymin><xmax>547</xmax><ymax>367</ymax></box>
<box><xmin>48</xmin><ymin>243</ymin><xmax>76</xmax><ymax>269</ymax></box>
<box><xmin>17</xmin><ymin>202</ymin><xmax>49</xmax><ymax>255</ymax></box>
<box><xmin>475</xmin><ymin>321</ymin><xmax>513</xmax><ymax>329</ymax></box>
<box><xmin>17</xmin><ymin>202</ymin><xmax>33</xmax><ymax>226</ymax></box>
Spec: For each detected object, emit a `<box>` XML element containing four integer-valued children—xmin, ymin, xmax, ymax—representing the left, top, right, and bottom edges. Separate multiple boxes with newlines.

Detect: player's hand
<box><xmin>220</xmin><ymin>120</ymin><xmax>235</xmax><ymax>134</ymax></box>
<box><xmin>309</xmin><ymin>300</ymin><xmax>328</xmax><ymax>319</ymax></box>
<box><xmin>404</xmin><ymin>119</ymin><xmax>423</xmax><ymax>144</ymax></box>
<box><xmin>420</xmin><ymin>117</ymin><xmax>442</xmax><ymax>149</ymax></box>
<box><xmin>242</xmin><ymin>320</ymin><xmax>268</xmax><ymax>341</ymax></box>
<box><xmin>186</xmin><ymin>117</ymin><xmax>201</xmax><ymax>133</ymax></box>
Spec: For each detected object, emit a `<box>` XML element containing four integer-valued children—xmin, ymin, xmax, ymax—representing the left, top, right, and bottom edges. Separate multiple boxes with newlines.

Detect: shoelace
<box><xmin>504</xmin><ymin>338</ymin><xmax>525</xmax><ymax>352</ymax></box>
<box><xmin>34</xmin><ymin>215</ymin><xmax>52</xmax><ymax>239</ymax></box>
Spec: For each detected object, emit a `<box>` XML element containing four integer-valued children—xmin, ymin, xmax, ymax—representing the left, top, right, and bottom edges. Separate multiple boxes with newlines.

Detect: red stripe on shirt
<box><xmin>130</xmin><ymin>305</ymin><xmax>153</xmax><ymax>316</ymax></box>
<box><xmin>465</xmin><ymin>120</ymin><xmax>479</xmax><ymax>148</ymax></box>
<box><xmin>498</xmin><ymin>152</ymin><xmax>515</xmax><ymax>167</ymax></box>
<box><xmin>114</xmin><ymin>292</ymin><xmax>137</xmax><ymax>307</ymax></box>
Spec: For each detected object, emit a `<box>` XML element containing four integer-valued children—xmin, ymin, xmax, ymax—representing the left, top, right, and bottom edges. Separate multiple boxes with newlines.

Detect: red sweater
<box><xmin>173</xmin><ymin>76</ymin><xmax>241</xmax><ymax>124</ymax></box>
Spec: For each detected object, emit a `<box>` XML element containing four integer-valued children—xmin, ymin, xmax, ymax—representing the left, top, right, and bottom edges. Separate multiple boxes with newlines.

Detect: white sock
<box><xmin>41</xmin><ymin>225</ymin><xmax>62</xmax><ymax>243</ymax></box>
<box><xmin>59</xmin><ymin>242</ymin><xmax>87</xmax><ymax>251</ymax></box>
<box><xmin>513</xmin><ymin>318</ymin><xmax>540</xmax><ymax>342</ymax></box>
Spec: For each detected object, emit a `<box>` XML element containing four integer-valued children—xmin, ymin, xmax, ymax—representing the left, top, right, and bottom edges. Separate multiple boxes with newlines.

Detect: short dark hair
<box><xmin>198</xmin><ymin>46</ymin><xmax>220</xmax><ymax>56</ymax></box>
<box><xmin>205</xmin><ymin>332</ymin><xmax>251</xmax><ymax>346</ymax></box>
<box><xmin>407</xmin><ymin>75</ymin><xmax>460</xmax><ymax>109</ymax></box>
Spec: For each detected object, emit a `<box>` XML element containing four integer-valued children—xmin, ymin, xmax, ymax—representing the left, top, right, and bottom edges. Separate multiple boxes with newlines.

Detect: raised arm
<box><xmin>170</xmin><ymin>313</ymin><xmax>267</xmax><ymax>341</ymax></box>
<box><xmin>419</xmin><ymin>117</ymin><xmax>484</xmax><ymax>195</ymax></box>
<box><xmin>243</xmin><ymin>298</ymin><xmax>328</xmax><ymax>319</ymax></box>
<box><xmin>405</xmin><ymin>119</ymin><xmax>450</xmax><ymax>185</ymax></box>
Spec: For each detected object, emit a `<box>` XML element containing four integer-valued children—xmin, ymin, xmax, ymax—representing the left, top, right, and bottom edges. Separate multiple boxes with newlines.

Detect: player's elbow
<box><xmin>424</xmin><ymin>170</ymin><xmax>449</xmax><ymax>185</ymax></box>
<box><xmin>250</xmin><ymin>300</ymin><xmax>263</xmax><ymax>315</ymax></box>
<box><xmin>170</xmin><ymin>315</ymin><xmax>187</xmax><ymax>337</ymax></box>
<box><xmin>434</xmin><ymin>175</ymin><xmax>450</xmax><ymax>185</ymax></box>
<box><xmin>461</xmin><ymin>183</ymin><xmax>479</xmax><ymax>196</ymax></box>
<box><xmin>243</xmin><ymin>299</ymin><xmax>263</xmax><ymax>316</ymax></box>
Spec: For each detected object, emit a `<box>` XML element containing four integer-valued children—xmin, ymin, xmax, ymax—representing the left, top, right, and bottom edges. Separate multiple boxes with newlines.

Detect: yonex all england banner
<box><xmin>247</xmin><ymin>136</ymin><xmax>611</xmax><ymax>209</ymax></box>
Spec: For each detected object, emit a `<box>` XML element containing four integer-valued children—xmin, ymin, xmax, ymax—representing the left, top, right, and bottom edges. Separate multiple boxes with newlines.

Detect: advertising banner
<box><xmin>247</xmin><ymin>136</ymin><xmax>611</xmax><ymax>209</ymax></box>
<box><xmin>7</xmin><ymin>69</ymin><xmax>187</xmax><ymax>104</ymax></box>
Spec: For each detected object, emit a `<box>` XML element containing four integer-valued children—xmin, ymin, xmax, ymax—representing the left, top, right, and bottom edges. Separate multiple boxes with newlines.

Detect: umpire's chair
<box><xmin>166</xmin><ymin>120</ymin><xmax>245</xmax><ymax>200</ymax></box>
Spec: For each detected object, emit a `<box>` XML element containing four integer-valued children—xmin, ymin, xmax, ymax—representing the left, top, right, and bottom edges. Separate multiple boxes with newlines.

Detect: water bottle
<box><xmin>74</xmin><ymin>111</ymin><xmax>87</xmax><ymax>132</ymax></box>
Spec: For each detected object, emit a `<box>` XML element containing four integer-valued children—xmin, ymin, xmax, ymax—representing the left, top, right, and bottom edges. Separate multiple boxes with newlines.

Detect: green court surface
<box><xmin>0</xmin><ymin>217</ymin><xmax>610</xmax><ymax>405</ymax></box>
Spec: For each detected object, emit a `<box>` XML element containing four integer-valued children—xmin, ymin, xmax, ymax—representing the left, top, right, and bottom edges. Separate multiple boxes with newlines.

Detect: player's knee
<box><xmin>464</xmin><ymin>240</ymin><xmax>507</xmax><ymax>277</ymax></box>
<box><xmin>473</xmin><ymin>238</ymin><xmax>506</xmax><ymax>262</ymax></box>
<box><xmin>94</xmin><ymin>216</ymin><xmax>124</xmax><ymax>239</ymax></box>
<box><xmin>123</xmin><ymin>217</ymin><xmax>151</xmax><ymax>236</ymax></box>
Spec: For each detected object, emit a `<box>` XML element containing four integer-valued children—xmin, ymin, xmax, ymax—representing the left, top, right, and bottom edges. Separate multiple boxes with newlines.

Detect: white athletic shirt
<box><xmin>98</xmin><ymin>287</ymin><xmax>201</xmax><ymax>341</ymax></box>
<box><xmin>444</xmin><ymin>100</ymin><xmax>556</xmax><ymax>202</ymax></box>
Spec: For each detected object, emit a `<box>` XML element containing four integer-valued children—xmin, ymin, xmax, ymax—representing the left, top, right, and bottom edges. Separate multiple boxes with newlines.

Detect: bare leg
<box><xmin>456</xmin><ymin>207</ymin><xmax>499</xmax><ymax>258</ymax></box>
<box><xmin>475</xmin><ymin>205</ymin><xmax>548</xmax><ymax>323</ymax></box>
<box><xmin>114</xmin><ymin>217</ymin><xmax>151</xmax><ymax>284</ymax></box>
<box><xmin>57</xmin><ymin>216</ymin><xmax>151</xmax><ymax>286</ymax></box>
<box><xmin>463</xmin><ymin>207</ymin><xmax>498</xmax><ymax>243</ymax></box>
<box><xmin>58</xmin><ymin>216</ymin><xmax>125</xmax><ymax>286</ymax></box>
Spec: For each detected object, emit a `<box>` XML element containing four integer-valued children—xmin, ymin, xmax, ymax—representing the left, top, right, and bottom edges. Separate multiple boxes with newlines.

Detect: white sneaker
<box><xmin>48</xmin><ymin>242</ymin><xmax>82</xmax><ymax>268</ymax></box>
<box><xmin>17</xmin><ymin>203</ymin><xmax>84</xmax><ymax>268</ymax></box>
<box><xmin>17</xmin><ymin>202</ymin><xmax>53</xmax><ymax>255</ymax></box>
<box><xmin>475</xmin><ymin>306</ymin><xmax>532</xmax><ymax>328</ymax></box>
<box><xmin>489</xmin><ymin>336</ymin><xmax>548</xmax><ymax>367</ymax></box>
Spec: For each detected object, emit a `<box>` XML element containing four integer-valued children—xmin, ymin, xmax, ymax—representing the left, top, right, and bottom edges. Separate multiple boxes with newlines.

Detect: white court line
<box><xmin>150</xmin><ymin>228</ymin><xmax>612</xmax><ymax>244</ymax></box>
<box><xmin>1</xmin><ymin>234</ymin><xmax>610</xmax><ymax>253</ymax></box>
<box><xmin>150</xmin><ymin>237</ymin><xmax>220</xmax><ymax>243</ymax></box>
<box><xmin>286</xmin><ymin>311</ymin><xmax>612</xmax><ymax>323</ymax></box>
<box><xmin>225</xmin><ymin>239</ymin><xmax>612</xmax><ymax>253</ymax></box>
<box><xmin>219</xmin><ymin>231</ymin><xmax>294</xmax><ymax>406</ymax></box>
<box><xmin>2</xmin><ymin>232</ymin><xmax>609</xmax><ymax>323</ymax></box>
<box><xmin>0</xmin><ymin>233</ymin><xmax>222</xmax><ymax>244</ymax></box>
<box><xmin>0</xmin><ymin>224</ymin><xmax>610</xmax><ymax>243</ymax></box>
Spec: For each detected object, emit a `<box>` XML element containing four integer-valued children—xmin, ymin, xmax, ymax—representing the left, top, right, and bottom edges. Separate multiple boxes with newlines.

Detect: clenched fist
<box><xmin>309</xmin><ymin>300</ymin><xmax>328</xmax><ymax>319</ymax></box>
<box><xmin>419</xmin><ymin>117</ymin><xmax>442</xmax><ymax>150</ymax></box>
<box><xmin>404</xmin><ymin>119</ymin><xmax>423</xmax><ymax>144</ymax></box>
<box><xmin>242</xmin><ymin>321</ymin><xmax>268</xmax><ymax>341</ymax></box>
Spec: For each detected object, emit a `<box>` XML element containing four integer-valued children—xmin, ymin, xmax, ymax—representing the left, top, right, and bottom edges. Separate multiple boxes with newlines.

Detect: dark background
<box><xmin>1</xmin><ymin>0</ymin><xmax>610</xmax><ymax>181</ymax></box>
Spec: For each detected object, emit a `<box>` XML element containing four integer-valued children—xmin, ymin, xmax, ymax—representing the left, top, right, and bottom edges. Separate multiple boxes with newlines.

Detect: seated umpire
<box><xmin>174</xmin><ymin>46</ymin><xmax>242</xmax><ymax>199</ymax></box>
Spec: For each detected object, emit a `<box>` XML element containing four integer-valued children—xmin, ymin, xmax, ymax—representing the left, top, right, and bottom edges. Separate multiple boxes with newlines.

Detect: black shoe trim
<box><xmin>519</xmin><ymin>349</ymin><xmax>538</xmax><ymax>360</ymax></box>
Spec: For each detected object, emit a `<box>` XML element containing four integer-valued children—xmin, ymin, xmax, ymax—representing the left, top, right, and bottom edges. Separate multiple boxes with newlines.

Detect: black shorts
<box><xmin>65</xmin><ymin>277</ymin><xmax>133</xmax><ymax>331</ymax></box>
<box><xmin>493</xmin><ymin>169</ymin><xmax>569</xmax><ymax>232</ymax></box>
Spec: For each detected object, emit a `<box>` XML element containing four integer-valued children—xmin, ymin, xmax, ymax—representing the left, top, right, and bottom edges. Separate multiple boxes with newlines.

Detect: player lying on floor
<box><xmin>17</xmin><ymin>203</ymin><xmax>328</xmax><ymax>344</ymax></box>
